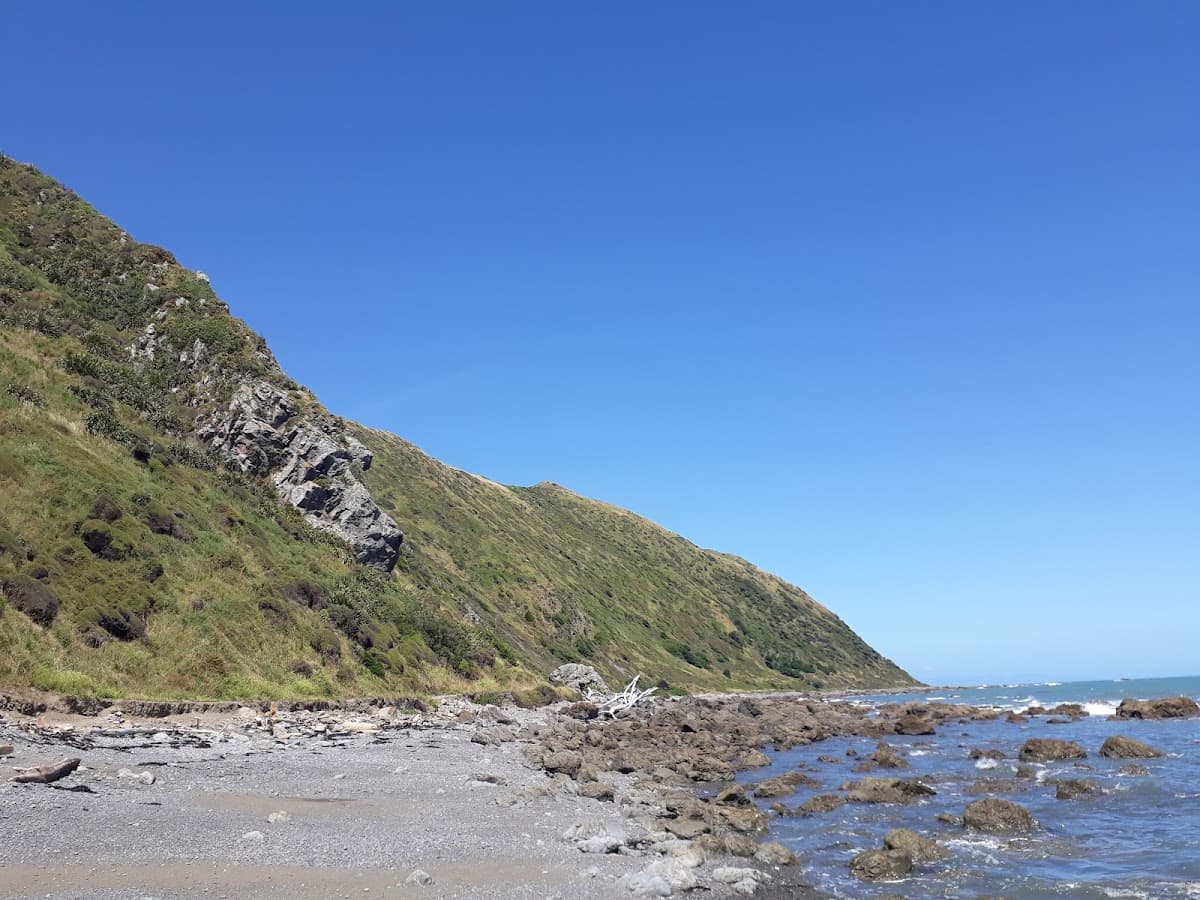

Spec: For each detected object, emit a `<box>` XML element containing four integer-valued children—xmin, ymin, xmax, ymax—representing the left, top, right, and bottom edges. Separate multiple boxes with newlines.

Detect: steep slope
<box><xmin>0</xmin><ymin>156</ymin><xmax>914</xmax><ymax>698</ymax></box>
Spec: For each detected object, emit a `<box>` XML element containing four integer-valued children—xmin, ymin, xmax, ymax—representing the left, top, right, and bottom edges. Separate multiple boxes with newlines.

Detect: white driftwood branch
<box><xmin>589</xmin><ymin>675</ymin><xmax>657</xmax><ymax>717</ymax></box>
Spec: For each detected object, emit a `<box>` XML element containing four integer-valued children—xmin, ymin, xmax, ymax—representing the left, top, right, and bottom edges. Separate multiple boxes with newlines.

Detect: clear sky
<box><xmin>3</xmin><ymin>3</ymin><xmax>1197</xmax><ymax>685</ymax></box>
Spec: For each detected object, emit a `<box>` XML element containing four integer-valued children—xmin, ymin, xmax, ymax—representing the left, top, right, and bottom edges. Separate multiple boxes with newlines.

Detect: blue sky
<box><xmin>3</xmin><ymin>3</ymin><xmax>1197</xmax><ymax>684</ymax></box>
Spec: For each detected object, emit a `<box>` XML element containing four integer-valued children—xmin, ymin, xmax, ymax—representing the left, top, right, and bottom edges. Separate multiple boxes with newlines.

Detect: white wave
<box><xmin>1043</xmin><ymin>681</ymin><xmax>1063</xmax><ymax>686</ymax></box>
<box><xmin>908</xmin><ymin>749</ymin><xmax>929</xmax><ymax>757</ymax></box>
<box><xmin>1084</xmin><ymin>701</ymin><xmax>1118</xmax><ymax>717</ymax></box>
<box><xmin>974</xmin><ymin>758</ymin><xmax>999</xmax><ymax>770</ymax></box>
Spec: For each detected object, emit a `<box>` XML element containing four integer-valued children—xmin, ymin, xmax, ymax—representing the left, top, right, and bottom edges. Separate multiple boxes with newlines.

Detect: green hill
<box><xmin>0</xmin><ymin>156</ymin><xmax>914</xmax><ymax>700</ymax></box>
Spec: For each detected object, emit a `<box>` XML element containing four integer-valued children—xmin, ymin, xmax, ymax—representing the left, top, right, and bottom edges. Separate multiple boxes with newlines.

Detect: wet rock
<box><xmin>1118</xmin><ymin>764</ymin><xmax>1150</xmax><ymax>776</ymax></box>
<box><xmin>751</xmin><ymin>770</ymin><xmax>817</xmax><ymax>798</ymax></box>
<box><xmin>753</xmin><ymin>841</ymin><xmax>796</xmax><ymax>865</ymax></box>
<box><xmin>884</xmin><ymin>828</ymin><xmax>946</xmax><ymax>861</ymax></box>
<box><xmin>964</xmin><ymin>779</ymin><xmax>1020</xmax><ymax>795</ymax></box>
<box><xmin>935</xmin><ymin>813</ymin><xmax>963</xmax><ymax>826</ymax></box>
<box><xmin>842</xmin><ymin>777</ymin><xmax>936</xmax><ymax>804</ymax></box>
<box><xmin>738</xmin><ymin>749</ymin><xmax>771</xmax><ymax>768</ymax></box>
<box><xmin>894</xmin><ymin>715</ymin><xmax>935</xmax><ymax>735</ymax></box>
<box><xmin>1099</xmin><ymin>735</ymin><xmax>1165</xmax><ymax>759</ymax></box>
<box><xmin>709</xmin><ymin>804</ymin><xmax>769</xmax><ymax>834</ymax></box>
<box><xmin>963</xmin><ymin>797</ymin><xmax>1038</xmax><ymax>833</ymax></box>
<box><xmin>866</xmin><ymin>741</ymin><xmax>909</xmax><ymax>769</ymax></box>
<box><xmin>969</xmin><ymin>748</ymin><xmax>1006</xmax><ymax>760</ymax></box>
<box><xmin>1115</xmin><ymin>697</ymin><xmax>1200</xmax><ymax>719</ymax></box>
<box><xmin>1018</xmin><ymin>738</ymin><xmax>1086</xmax><ymax>762</ymax></box>
<box><xmin>796</xmin><ymin>793</ymin><xmax>846</xmax><ymax>815</ymax></box>
<box><xmin>850</xmin><ymin>848</ymin><xmax>913</xmax><ymax>881</ymax></box>
<box><xmin>1054</xmin><ymin>778</ymin><xmax>1101</xmax><ymax>800</ymax></box>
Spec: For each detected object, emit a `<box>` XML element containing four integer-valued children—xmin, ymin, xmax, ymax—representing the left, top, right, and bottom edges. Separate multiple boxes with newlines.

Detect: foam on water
<box><xmin>974</xmin><ymin>757</ymin><xmax>999</xmax><ymax>770</ymax></box>
<box><xmin>1085</xmin><ymin>701</ymin><xmax>1119</xmax><ymax>716</ymax></box>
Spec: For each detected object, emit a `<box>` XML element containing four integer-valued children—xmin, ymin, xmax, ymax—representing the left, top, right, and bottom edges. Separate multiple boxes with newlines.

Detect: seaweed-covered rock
<box><xmin>1099</xmin><ymin>735</ymin><xmax>1164</xmax><ymax>759</ymax></box>
<box><xmin>850</xmin><ymin>848</ymin><xmax>912</xmax><ymax>880</ymax></box>
<box><xmin>1018</xmin><ymin>738</ymin><xmax>1086</xmax><ymax>762</ymax></box>
<box><xmin>1115</xmin><ymin>697</ymin><xmax>1200</xmax><ymax>719</ymax></box>
<box><xmin>963</xmin><ymin>797</ymin><xmax>1038</xmax><ymax>832</ymax></box>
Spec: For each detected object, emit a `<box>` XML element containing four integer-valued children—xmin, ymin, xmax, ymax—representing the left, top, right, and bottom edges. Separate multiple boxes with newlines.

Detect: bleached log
<box><xmin>11</xmin><ymin>757</ymin><xmax>81</xmax><ymax>784</ymax></box>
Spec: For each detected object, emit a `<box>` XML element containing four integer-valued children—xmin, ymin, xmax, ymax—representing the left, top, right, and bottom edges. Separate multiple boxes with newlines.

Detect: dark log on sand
<box><xmin>11</xmin><ymin>757</ymin><xmax>81</xmax><ymax>784</ymax></box>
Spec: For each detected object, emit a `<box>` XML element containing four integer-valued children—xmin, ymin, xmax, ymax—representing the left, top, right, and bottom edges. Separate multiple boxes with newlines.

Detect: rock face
<box><xmin>1099</xmin><ymin>735</ymin><xmax>1165</xmax><ymax>759</ymax></box>
<box><xmin>1018</xmin><ymin>738</ymin><xmax>1087</xmax><ymax>762</ymax></box>
<box><xmin>199</xmin><ymin>380</ymin><xmax>403</xmax><ymax>571</ymax></box>
<box><xmin>963</xmin><ymin>797</ymin><xmax>1038</xmax><ymax>833</ymax></box>
<box><xmin>1115</xmin><ymin>697</ymin><xmax>1200</xmax><ymax>719</ymax></box>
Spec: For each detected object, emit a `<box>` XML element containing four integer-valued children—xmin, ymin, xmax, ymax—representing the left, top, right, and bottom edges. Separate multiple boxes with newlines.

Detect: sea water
<box><xmin>743</xmin><ymin>675</ymin><xmax>1200</xmax><ymax>898</ymax></box>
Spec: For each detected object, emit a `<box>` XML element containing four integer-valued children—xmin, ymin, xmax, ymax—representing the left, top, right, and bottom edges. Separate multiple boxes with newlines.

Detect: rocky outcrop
<box><xmin>198</xmin><ymin>380</ymin><xmax>402</xmax><ymax>571</ymax></box>
<box><xmin>1018</xmin><ymin>738</ymin><xmax>1087</xmax><ymax>762</ymax></box>
<box><xmin>1099</xmin><ymin>735</ymin><xmax>1164</xmax><ymax>759</ymax></box>
<box><xmin>850</xmin><ymin>848</ymin><xmax>912</xmax><ymax>881</ymax></box>
<box><xmin>1115</xmin><ymin>697</ymin><xmax>1200</xmax><ymax>719</ymax></box>
<box><xmin>963</xmin><ymin>797</ymin><xmax>1038</xmax><ymax>832</ymax></box>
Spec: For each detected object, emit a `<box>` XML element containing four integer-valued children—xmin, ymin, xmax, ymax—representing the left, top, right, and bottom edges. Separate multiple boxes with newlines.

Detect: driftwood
<box><xmin>11</xmin><ymin>757</ymin><xmax>81</xmax><ymax>784</ymax></box>
<box><xmin>586</xmin><ymin>675</ymin><xmax>658</xmax><ymax>718</ymax></box>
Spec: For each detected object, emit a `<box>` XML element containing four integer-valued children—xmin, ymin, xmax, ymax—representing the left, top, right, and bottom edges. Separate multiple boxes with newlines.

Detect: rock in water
<box><xmin>894</xmin><ymin>714</ymin><xmax>935</xmax><ymax>735</ymax></box>
<box><xmin>1100</xmin><ymin>735</ymin><xmax>1165</xmax><ymax>759</ymax></box>
<box><xmin>1018</xmin><ymin>738</ymin><xmax>1087</xmax><ymax>762</ymax></box>
<box><xmin>1115</xmin><ymin>696</ymin><xmax>1200</xmax><ymax>719</ymax></box>
<box><xmin>841</xmin><ymin>777</ymin><xmax>936</xmax><ymax>804</ymax></box>
<box><xmin>883</xmin><ymin>828</ymin><xmax>946</xmax><ymax>861</ymax></box>
<box><xmin>1054</xmin><ymin>778</ymin><xmax>1101</xmax><ymax>800</ymax></box>
<box><xmin>963</xmin><ymin>797</ymin><xmax>1038</xmax><ymax>832</ymax></box>
<box><xmin>850</xmin><ymin>848</ymin><xmax>913</xmax><ymax>880</ymax></box>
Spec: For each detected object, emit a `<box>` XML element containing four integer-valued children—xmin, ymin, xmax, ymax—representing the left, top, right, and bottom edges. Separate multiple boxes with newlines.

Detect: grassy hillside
<box><xmin>0</xmin><ymin>155</ymin><xmax>914</xmax><ymax>699</ymax></box>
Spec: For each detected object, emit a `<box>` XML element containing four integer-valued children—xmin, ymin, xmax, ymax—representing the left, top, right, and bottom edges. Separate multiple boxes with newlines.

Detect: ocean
<box><xmin>745</xmin><ymin>674</ymin><xmax>1200</xmax><ymax>898</ymax></box>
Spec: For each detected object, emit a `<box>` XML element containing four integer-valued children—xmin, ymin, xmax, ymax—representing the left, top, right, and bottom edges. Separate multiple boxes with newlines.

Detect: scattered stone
<box><xmin>0</xmin><ymin>744</ymin><xmax>14</xmax><ymax>756</ymax></box>
<box><xmin>543</xmin><ymin>750</ymin><xmax>582</xmax><ymax>777</ymax></box>
<box><xmin>841</xmin><ymin>777</ymin><xmax>936</xmax><ymax>804</ymax></box>
<box><xmin>792</xmin><ymin>791</ymin><xmax>842</xmax><ymax>816</ymax></box>
<box><xmin>1115</xmin><ymin>696</ymin><xmax>1200</xmax><ymax>719</ymax></box>
<box><xmin>1118</xmin><ymin>764</ymin><xmax>1150</xmax><ymax>776</ymax></box>
<box><xmin>750</xmin><ymin>770</ymin><xmax>816</xmax><ymax>798</ymax></box>
<box><xmin>404</xmin><ymin>869</ymin><xmax>434</xmax><ymax>886</ymax></box>
<box><xmin>850</xmin><ymin>848</ymin><xmax>913</xmax><ymax>881</ymax></box>
<box><xmin>579</xmin><ymin>781</ymin><xmax>615</xmax><ymax>802</ymax></box>
<box><xmin>1099</xmin><ymin>736</ymin><xmax>1164</xmax><ymax>759</ymax></box>
<box><xmin>1054</xmin><ymin>778</ymin><xmax>1101</xmax><ymax>800</ymax></box>
<box><xmin>894</xmin><ymin>715</ymin><xmax>935</xmax><ymax>735</ymax></box>
<box><xmin>753</xmin><ymin>841</ymin><xmax>796</xmax><ymax>865</ymax></box>
<box><xmin>963</xmin><ymin>797</ymin><xmax>1038</xmax><ymax>832</ymax></box>
<box><xmin>884</xmin><ymin>828</ymin><xmax>945</xmax><ymax>861</ymax></box>
<box><xmin>624</xmin><ymin>873</ymin><xmax>671</xmax><ymax>897</ymax></box>
<box><xmin>721</xmin><ymin>834</ymin><xmax>757</xmax><ymax>857</ymax></box>
<box><xmin>1018</xmin><ymin>738</ymin><xmax>1086</xmax><ymax>762</ymax></box>
<box><xmin>267</xmin><ymin>810</ymin><xmax>291</xmax><ymax>823</ymax></box>
<box><xmin>969</xmin><ymin>748</ymin><xmax>1006</xmax><ymax>760</ymax></box>
<box><xmin>469</xmin><ymin>772</ymin><xmax>508</xmax><ymax>785</ymax></box>
<box><xmin>711</xmin><ymin>867</ymin><xmax>767</xmax><ymax>885</ymax></box>
<box><xmin>241</xmin><ymin>830</ymin><xmax>265</xmax><ymax>842</ymax></box>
